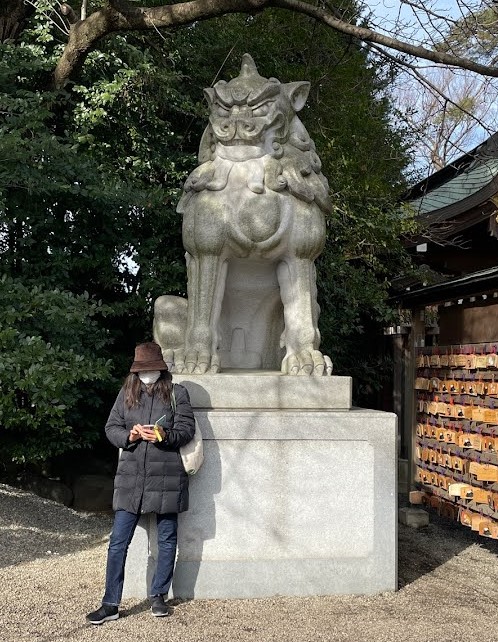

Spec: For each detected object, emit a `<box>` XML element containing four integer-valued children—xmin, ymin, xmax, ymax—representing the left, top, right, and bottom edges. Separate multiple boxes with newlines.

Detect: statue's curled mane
<box><xmin>180</xmin><ymin>119</ymin><xmax>331</xmax><ymax>215</ymax></box>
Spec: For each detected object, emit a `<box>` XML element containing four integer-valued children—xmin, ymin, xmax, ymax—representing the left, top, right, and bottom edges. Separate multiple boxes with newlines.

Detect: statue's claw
<box><xmin>163</xmin><ymin>349</ymin><xmax>175</xmax><ymax>372</ymax></box>
<box><xmin>298</xmin><ymin>353</ymin><xmax>314</xmax><ymax>375</ymax></box>
<box><xmin>311</xmin><ymin>350</ymin><xmax>325</xmax><ymax>376</ymax></box>
<box><xmin>282</xmin><ymin>350</ymin><xmax>332</xmax><ymax>376</ymax></box>
<box><xmin>284</xmin><ymin>354</ymin><xmax>300</xmax><ymax>375</ymax></box>
<box><xmin>210</xmin><ymin>354</ymin><xmax>221</xmax><ymax>373</ymax></box>
<box><xmin>168</xmin><ymin>349</ymin><xmax>185</xmax><ymax>374</ymax></box>
<box><xmin>323</xmin><ymin>355</ymin><xmax>333</xmax><ymax>376</ymax></box>
<box><xmin>183</xmin><ymin>350</ymin><xmax>219</xmax><ymax>375</ymax></box>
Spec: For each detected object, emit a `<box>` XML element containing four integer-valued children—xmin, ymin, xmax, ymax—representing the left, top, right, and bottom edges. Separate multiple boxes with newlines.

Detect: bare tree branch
<box><xmin>53</xmin><ymin>0</ymin><xmax>272</xmax><ymax>88</ymax></box>
<box><xmin>24</xmin><ymin>0</ymin><xmax>70</xmax><ymax>37</ymax></box>
<box><xmin>60</xmin><ymin>3</ymin><xmax>78</xmax><ymax>25</ymax></box>
<box><xmin>81</xmin><ymin>0</ymin><xmax>88</xmax><ymax>22</ymax></box>
<box><xmin>400</xmin><ymin>0</ymin><xmax>459</xmax><ymax>27</ymax></box>
<box><xmin>273</xmin><ymin>0</ymin><xmax>498</xmax><ymax>76</ymax></box>
<box><xmin>52</xmin><ymin>0</ymin><xmax>498</xmax><ymax>89</ymax></box>
<box><xmin>367</xmin><ymin>38</ymin><xmax>498</xmax><ymax>170</ymax></box>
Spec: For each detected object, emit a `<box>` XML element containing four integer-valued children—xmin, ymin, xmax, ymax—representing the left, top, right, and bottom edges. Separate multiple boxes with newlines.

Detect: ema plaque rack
<box><xmin>414</xmin><ymin>343</ymin><xmax>498</xmax><ymax>538</ymax></box>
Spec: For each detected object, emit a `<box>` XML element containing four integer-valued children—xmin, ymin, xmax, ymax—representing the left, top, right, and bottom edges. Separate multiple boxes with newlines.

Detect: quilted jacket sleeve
<box><xmin>104</xmin><ymin>388</ymin><xmax>136</xmax><ymax>450</ymax></box>
<box><xmin>161</xmin><ymin>385</ymin><xmax>195</xmax><ymax>449</ymax></box>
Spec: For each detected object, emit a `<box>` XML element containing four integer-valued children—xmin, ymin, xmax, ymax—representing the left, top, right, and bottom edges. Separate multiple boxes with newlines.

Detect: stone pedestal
<box><xmin>122</xmin><ymin>373</ymin><xmax>397</xmax><ymax>599</ymax></box>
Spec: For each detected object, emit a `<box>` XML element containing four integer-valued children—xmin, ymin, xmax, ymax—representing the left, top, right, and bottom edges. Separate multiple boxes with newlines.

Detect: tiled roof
<box><xmin>408</xmin><ymin>158</ymin><xmax>498</xmax><ymax>216</ymax></box>
<box><xmin>404</xmin><ymin>132</ymin><xmax>498</xmax><ymax>221</ymax></box>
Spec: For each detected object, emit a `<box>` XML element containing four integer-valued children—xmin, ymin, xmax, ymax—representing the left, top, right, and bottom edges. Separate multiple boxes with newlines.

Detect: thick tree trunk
<box><xmin>53</xmin><ymin>0</ymin><xmax>272</xmax><ymax>89</ymax></box>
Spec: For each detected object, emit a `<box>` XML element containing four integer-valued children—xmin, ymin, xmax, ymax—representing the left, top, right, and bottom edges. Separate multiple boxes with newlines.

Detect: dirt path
<box><xmin>1</xmin><ymin>483</ymin><xmax>497</xmax><ymax>642</ymax></box>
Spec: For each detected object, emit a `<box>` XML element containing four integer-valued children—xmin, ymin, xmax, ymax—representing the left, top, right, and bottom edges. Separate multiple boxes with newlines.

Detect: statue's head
<box><xmin>204</xmin><ymin>54</ymin><xmax>310</xmax><ymax>156</ymax></box>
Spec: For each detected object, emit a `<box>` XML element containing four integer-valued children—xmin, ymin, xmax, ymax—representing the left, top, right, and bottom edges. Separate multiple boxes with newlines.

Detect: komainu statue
<box><xmin>154</xmin><ymin>54</ymin><xmax>332</xmax><ymax>376</ymax></box>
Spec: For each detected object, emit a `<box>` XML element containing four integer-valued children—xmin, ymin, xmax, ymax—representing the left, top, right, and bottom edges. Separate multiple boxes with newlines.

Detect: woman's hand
<box><xmin>138</xmin><ymin>424</ymin><xmax>166</xmax><ymax>443</ymax></box>
<box><xmin>129</xmin><ymin>424</ymin><xmax>166</xmax><ymax>443</ymax></box>
<box><xmin>129</xmin><ymin>425</ymin><xmax>142</xmax><ymax>443</ymax></box>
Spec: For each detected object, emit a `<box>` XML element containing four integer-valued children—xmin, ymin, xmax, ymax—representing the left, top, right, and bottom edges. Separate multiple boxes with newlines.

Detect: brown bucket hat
<box><xmin>130</xmin><ymin>342</ymin><xmax>168</xmax><ymax>372</ymax></box>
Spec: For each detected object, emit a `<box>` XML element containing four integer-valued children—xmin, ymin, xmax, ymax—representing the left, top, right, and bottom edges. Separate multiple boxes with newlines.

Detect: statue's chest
<box><xmin>234</xmin><ymin>190</ymin><xmax>281</xmax><ymax>243</ymax></box>
<box><xmin>224</xmin><ymin>164</ymin><xmax>282</xmax><ymax>244</ymax></box>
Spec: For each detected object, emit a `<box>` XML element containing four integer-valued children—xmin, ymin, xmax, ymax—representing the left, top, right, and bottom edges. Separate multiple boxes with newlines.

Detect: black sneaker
<box><xmin>150</xmin><ymin>595</ymin><xmax>171</xmax><ymax>617</ymax></box>
<box><xmin>86</xmin><ymin>604</ymin><xmax>119</xmax><ymax>625</ymax></box>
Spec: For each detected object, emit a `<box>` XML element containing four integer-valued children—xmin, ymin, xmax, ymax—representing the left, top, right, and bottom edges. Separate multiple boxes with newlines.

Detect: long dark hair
<box><xmin>124</xmin><ymin>370</ymin><xmax>172</xmax><ymax>409</ymax></box>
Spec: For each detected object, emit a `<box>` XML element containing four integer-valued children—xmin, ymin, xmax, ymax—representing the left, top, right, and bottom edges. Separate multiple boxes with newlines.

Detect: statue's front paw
<box><xmin>282</xmin><ymin>350</ymin><xmax>333</xmax><ymax>376</ymax></box>
<box><xmin>176</xmin><ymin>350</ymin><xmax>221</xmax><ymax>374</ymax></box>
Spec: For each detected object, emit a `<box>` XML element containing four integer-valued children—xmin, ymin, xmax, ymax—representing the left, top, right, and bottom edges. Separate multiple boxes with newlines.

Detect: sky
<box><xmin>359</xmin><ymin>1</ymin><xmax>498</xmax><ymax>172</ymax></box>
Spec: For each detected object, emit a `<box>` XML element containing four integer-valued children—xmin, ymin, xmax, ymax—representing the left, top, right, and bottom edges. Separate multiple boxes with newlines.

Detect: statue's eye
<box><xmin>252</xmin><ymin>104</ymin><xmax>269</xmax><ymax>117</ymax></box>
<box><xmin>216</xmin><ymin>105</ymin><xmax>230</xmax><ymax>117</ymax></box>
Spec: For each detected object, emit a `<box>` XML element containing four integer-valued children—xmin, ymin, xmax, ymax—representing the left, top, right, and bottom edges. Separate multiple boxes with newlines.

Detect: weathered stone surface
<box><xmin>173</xmin><ymin>372</ymin><xmax>352</xmax><ymax>410</ymax></box>
<box><xmin>133</xmin><ymin>57</ymin><xmax>398</xmax><ymax>603</ymax></box>
<box><xmin>399</xmin><ymin>507</ymin><xmax>429</xmax><ymax>529</ymax></box>
<box><xmin>154</xmin><ymin>54</ymin><xmax>332</xmax><ymax>376</ymax></box>
<box><xmin>123</xmin><ymin>404</ymin><xmax>397</xmax><ymax>599</ymax></box>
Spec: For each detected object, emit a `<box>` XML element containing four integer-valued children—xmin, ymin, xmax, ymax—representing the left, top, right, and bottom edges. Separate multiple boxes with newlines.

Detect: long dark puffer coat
<box><xmin>105</xmin><ymin>383</ymin><xmax>195</xmax><ymax>515</ymax></box>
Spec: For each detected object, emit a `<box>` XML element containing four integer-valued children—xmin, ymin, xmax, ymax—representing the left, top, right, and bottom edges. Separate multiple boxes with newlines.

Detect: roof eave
<box><xmin>392</xmin><ymin>267</ymin><xmax>498</xmax><ymax>307</ymax></box>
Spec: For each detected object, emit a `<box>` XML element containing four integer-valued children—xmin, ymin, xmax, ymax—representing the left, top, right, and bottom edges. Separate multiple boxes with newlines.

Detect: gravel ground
<box><xmin>1</xmin><ymin>482</ymin><xmax>498</xmax><ymax>642</ymax></box>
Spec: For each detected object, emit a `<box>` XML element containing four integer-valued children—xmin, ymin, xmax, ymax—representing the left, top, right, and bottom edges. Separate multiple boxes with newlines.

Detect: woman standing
<box><xmin>86</xmin><ymin>342</ymin><xmax>195</xmax><ymax>625</ymax></box>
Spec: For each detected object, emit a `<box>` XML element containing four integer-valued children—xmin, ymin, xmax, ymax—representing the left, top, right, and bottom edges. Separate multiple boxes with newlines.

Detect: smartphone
<box><xmin>142</xmin><ymin>424</ymin><xmax>163</xmax><ymax>442</ymax></box>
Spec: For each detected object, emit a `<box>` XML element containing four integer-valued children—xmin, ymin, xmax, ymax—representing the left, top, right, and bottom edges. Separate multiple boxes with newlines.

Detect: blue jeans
<box><xmin>102</xmin><ymin>510</ymin><xmax>178</xmax><ymax>606</ymax></box>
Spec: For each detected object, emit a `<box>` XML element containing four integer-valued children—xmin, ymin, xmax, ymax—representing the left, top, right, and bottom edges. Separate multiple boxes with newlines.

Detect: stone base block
<box><xmin>399</xmin><ymin>507</ymin><xmax>429</xmax><ymax>529</ymax></box>
<box><xmin>123</xmin><ymin>405</ymin><xmax>397</xmax><ymax>599</ymax></box>
<box><xmin>409</xmin><ymin>490</ymin><xmax>424</xmax><ymax>505</ymax></box>
<box><xmin>173</xmin><ymin>371</ymin><xmax>352</xmax><ymax>410</ymax></box>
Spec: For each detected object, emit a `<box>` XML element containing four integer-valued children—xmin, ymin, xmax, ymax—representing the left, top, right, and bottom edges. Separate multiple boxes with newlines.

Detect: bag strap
<box><xmin>171</xmin><ymin>384</ymin><xmax>176</xmax><ymax>414</ymax></box>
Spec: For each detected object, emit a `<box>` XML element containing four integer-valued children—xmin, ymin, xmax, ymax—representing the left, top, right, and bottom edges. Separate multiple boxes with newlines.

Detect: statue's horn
<box><xmin>240</xmin><ymin>53</ymin><xmax>258</xmax><ymax>77</ymax></box>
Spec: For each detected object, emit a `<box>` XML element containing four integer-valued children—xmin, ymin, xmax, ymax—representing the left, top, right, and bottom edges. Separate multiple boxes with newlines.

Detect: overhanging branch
<box><xmin>274</xmin><ymin>0</ymin><xmax>498</xmax><ymax>77</ymax></box>
<box><xmin>53</xmin><ymin>0</ymin><xmax>272</xmax><ymax>88</ymax></box>
<box><xmin>52</xmin><ymin>0</ymin><xmax>498</xmax><ymax>89</ymax></box>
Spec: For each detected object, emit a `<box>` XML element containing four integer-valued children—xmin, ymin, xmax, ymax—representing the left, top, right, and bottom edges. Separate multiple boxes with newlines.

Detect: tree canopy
<box><xmin>1</xmin><ymin>0</ymin><xmax>420</xmax><ymax>467</ymax></box>
<box><xmin>0</xmin><ymin>276</ymin><xmax>112</xmax><ymax>465</ymax></box>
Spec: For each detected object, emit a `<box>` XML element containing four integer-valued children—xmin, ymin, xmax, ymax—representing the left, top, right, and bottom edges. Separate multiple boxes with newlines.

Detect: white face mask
<box><xmin>138</xmin><ymin>371</ymin><xmax>161</xmax><ymax>385</ymax></box>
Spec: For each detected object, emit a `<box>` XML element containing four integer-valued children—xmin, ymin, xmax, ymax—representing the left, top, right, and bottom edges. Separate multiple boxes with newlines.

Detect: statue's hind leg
<box><xmin>180</xmin><ymin>253</ymin><xmax>228</xmax><ymax>374</ymax></box>
<box><xmin>277</xmin><ymin>257</ymin><xmax>332</xmax><ymax>376</ymax></box>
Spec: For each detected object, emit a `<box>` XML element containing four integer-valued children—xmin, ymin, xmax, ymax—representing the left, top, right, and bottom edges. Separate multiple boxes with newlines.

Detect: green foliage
<box><xmin>0</xmin><ymin>12</ymin><xmax>194</xmax><ymax>348</ymax></box>
<box><xmin>0</xmin><ymin>0</ymin><xmax>417</xmax><ymax>463</ymax></box>
<box><xmin>0</xmin><ymin>6</ymin><xmax>198</xmax><ymax>465</ymax></box>
<box><xmin>0</xmin><ymin>276</ymin><xmax>112</xmax><ymax>466</ymax></box>
<box><xmin>437</xmin><ymin>6</ymin><xmax>498</xmax><ymax>62</ymax></box>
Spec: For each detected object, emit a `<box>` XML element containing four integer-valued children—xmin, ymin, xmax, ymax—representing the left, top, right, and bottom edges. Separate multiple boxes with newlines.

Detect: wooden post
<box><xmin>408</xmin><ymin>307</ymin><xmax>425</xmax><ymax>492</ymax></box>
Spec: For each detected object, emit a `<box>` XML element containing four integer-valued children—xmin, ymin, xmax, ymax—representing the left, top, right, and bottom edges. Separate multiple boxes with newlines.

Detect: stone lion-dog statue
<box><xmin>154</xmin><ymin>54</ymin><xmax>332</xmax><ymax>376</ymax></box>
